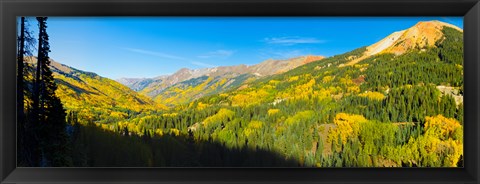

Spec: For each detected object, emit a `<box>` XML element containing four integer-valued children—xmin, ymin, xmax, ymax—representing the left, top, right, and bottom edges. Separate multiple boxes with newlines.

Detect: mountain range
<box><xmin>34</xmin><ymin>20</ymin><xmax>464</xmax><ymax>167</ymax></box>
<box><xmin>37</xmin><ymin>20</ymin><xmax>462</xmax><ymax>120</ymax></box>
<box><xmin>117</xmin><ymin>55</ymin><xmax>325</xmax><ymax>106</ymax></box>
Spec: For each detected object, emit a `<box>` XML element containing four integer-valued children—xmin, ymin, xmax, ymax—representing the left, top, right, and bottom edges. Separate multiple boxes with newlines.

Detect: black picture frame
<box><xmin>1</xmin><ymin>0</ymin><xmax>479</xmax><ymax>183</ymax></box>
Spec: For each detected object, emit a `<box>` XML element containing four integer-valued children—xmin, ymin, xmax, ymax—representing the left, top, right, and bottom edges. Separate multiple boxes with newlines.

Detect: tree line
<box><xmin>17</xmin><ymin>17</ymin><xmax>71</xmax><ymax>167</ymax></box>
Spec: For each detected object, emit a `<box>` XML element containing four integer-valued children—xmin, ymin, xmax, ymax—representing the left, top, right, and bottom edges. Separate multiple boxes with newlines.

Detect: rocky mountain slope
<box><xmin>117</xmin><ymin>55</ymin><xmax>324</xmax><ymax>106</ymax></box>
<box><xmin>340</xmin><ymin>20</ymin><xmax>462</xmax><ymax>67</ymax></box>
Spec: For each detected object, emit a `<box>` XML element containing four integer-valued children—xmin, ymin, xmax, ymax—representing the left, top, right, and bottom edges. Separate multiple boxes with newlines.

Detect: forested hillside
<box><xmin>19</xmin><ymin>19</ymin><xmax>464</xmax><ymax>167</ymax></box>
<box><xmin>25</xmin><ymin>58</ymin><xmax>167</xmax><ymax>125</ymax></box>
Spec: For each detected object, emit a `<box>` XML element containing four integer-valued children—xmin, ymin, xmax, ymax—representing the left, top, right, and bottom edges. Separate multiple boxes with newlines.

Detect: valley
<box><xmin>20</xmin><ymin>19</ymin><xmax>464</xmax><ymax>167</ymax></box>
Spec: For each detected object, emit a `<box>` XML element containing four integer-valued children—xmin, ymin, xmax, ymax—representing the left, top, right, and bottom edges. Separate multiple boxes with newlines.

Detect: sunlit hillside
<box><xmin>25</xmin><ymin>57</ymin><xmax>167</xmax><ymax>125</ymax></box>
<box><xmin>21</xmin><ymin>20</ymin><xmax>464</xmax><ymax>167</ymax></box>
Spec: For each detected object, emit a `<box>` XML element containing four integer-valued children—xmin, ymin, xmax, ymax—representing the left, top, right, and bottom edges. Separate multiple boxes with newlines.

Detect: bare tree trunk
<box><xmin>16</xmin><ymin>17</ymin><xmax>26</xmax><ymax>165</ymax></box>
<box><xmin>33</xmin><ymin>20</ymin><xmax>43</xmax><ymax>126</ymax></box>
<box><xmin>31</xmin><ymin>17</ymin><xmax>45</xmax><ymax>167</ymax></box>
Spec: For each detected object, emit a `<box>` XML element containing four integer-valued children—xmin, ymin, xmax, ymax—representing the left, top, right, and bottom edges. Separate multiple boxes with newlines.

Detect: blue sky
<box><xmin>23</xmin><ymin>17</ymin><xmax>463</xmax><ymax>79</ymax></box>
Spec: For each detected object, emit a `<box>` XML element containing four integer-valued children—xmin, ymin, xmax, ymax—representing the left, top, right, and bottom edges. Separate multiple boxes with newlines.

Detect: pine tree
<box><xmin>16</xmin><ymin>17</ymin><xmax>30</xmax><ymax>166</ymax></box>
<box><xmin>33</xmin><ymin>17</ymin><xmax>71</xmax><ymax>166</ymax></box>
<box><xmin>18</xmin><ymin>17</ymin><xmax>38</xmax><ymax>167</ymax></box>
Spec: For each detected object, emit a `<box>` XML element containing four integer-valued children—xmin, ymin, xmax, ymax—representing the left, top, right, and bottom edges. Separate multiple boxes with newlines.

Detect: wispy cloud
<box><xmin>123</xmin><ymin>48</ymin><xmax>185</xmax><ymax>60</ymax></box>
<box><xmin>123</xmin><ymin>47</ymin><xmax>216</xmax><ymax>68</ymax></box>
<box><xmin>263</xmin><ymin>36</ymin><xmax>325</xmax><ymax>45</ymax></box>
<box><xmin>197</xmin><ymin>49</ymin><xmax>235</xmax><ymax>59</ymax></box>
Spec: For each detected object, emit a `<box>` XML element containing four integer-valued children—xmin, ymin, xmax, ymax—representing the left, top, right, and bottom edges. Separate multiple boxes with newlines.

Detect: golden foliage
<box><xmin>169</xmin><ymin>128</ymin><xmax>180</xmax><ymax>136</ymax></box>
<box><xmin>285</xmin><ymin>110</ymin><xmax>315</xmax><ymax>126</ymax></box>
<box><xmin>397</xmin><ymin>115</ymin><xmax>463</xmax><ymax>167</ymax></box>
<box><xmin>358</xmin><ymin>91</ymin><xmax>386</xmax><ymax>101</ymax></box>
<box><xmin>279</xmin><ymin>78</ymin><xmax>316</xmax><ymax>100</ymax></box>
<box><xmin>424</xmin><ymin>115</ymin><xmax>462</xmax><ymax>140</ymax></box>
<box><xmin>339</xmin><ymin>75</ymin><xmax>354</xmax><ymax>86</ymax></box>
<box><xmin>231</xmin><ymin>88</ymin><xmax>270</xmax><ymax>107</ymax></box>
<box><xmin>155</xmin><ymin>128</ymin><xmax>164</xmax><ymax>136</ymax></box>
<box><xmin>442</xmin><ymin>138</ymin><xmax>463</xmax><ymax>167</ymax></box>
<box><xmin>288</xmin><ymin>76</ymin><xmax>300</xmax><ymax>82</ymax></box>
<box><xmin>268</xmin><ymin>80</ymin><xmax>281</xmax><ymax>85</ymax></box>
<box><xmin>328</xmin><ymin>113</ymin><xmax>367</xmax><ymax>144</ymax></box>
<box><xmin>109</xmin><ymin>111</ymin><xmax>128</xmax><ymax>119</ymax></box>
<box><xmin>154</xmin><ymin>77</ymin><xmax>215</xmax><ymax>106</ymax></box>
<box><xmin>338</xmin><ymin>75</ymin><xmax>361</xmax><ymax>94</ymax></box>
<box><xmin>219</xmin><ymin>93</ymin><xmax>229</xmax><ymax>97</ymax></box>
<box><xmin>353</xmin><ymin>63</ymin><xmax>369</xmax><ymax>68</ymax></box>
<box><xmin>196</xmin><ymin>102</ymin><xmax>209</xmax><ymax>110</ymax></box>
<box><xmin>53</xmin><ymin>71</ymin><xmax>164</xmax><ymax>126</ymax></box>
<box><xmin>162</xmin><ymin>113</ymin><xmax>178</xmax><ymax>117</ymax></box>
<box><xmin>268</xmin><ymin>109</ymin><xmax>280</xmax><ymax>116</ymax></box>
<box><xmin>203</xmin><ymin>108</ymin><xmax>235</xmax><ymax>127</ymax></box>
<box><xmin>347</xmin><ymin>85</ymin><xmax>361</xmax><ymax>93</ymax></box>
<box><xmin>243</xmin><ymin>120</ymin><xmax>264</xmax><ymax>137</ymax></box>
<box><xmin>322</xmin><ymin>75</ymin><xmax>334</xmax><ymax>83</ymax></box>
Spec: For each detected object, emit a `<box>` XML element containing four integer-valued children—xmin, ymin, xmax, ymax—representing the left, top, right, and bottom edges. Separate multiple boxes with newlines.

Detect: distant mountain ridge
<box><xmin>116</xmin><ymin>78</ymin><xmax>155</xmax><ymax>92</ymax></box>
<box><xmin>116</xmin><ymin>55</ymin><xmax>325</xmax><ymax>105</ymax></box>
<box><xmin>118</xmin><ymin>55</ymin><xmax>324</xmax><ymax>93</ymax></box>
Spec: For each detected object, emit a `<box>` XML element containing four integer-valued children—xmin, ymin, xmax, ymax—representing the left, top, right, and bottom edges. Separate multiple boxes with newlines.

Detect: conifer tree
<box><xmin>33</xmin><ymin>17</ymin><xmax>71</xmax><ymax>166</ymax></box>
<box><xmin>18</xmin><ymin>17</ymin><xmax>38</xmax><ymax>167</ymax></box>
<box><xmin>16</xmin><ymin>17</ymin><xmax>30</xmax><ymax>166</ymax></box>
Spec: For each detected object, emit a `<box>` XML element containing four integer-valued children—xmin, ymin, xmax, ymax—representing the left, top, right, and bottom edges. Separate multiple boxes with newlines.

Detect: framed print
<box><xmin>1</xmin><ymin>0</ymin><xmax>479</xmax><ymax>183</ymax></box>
